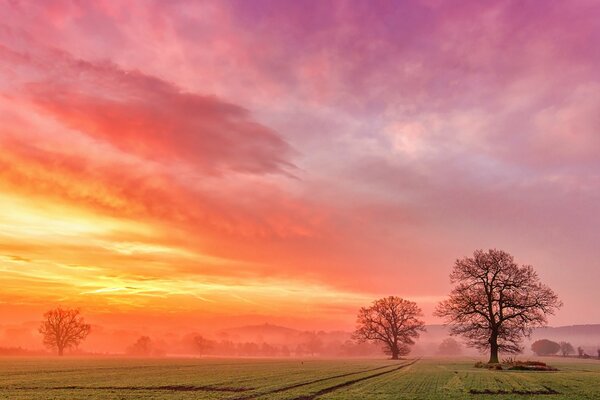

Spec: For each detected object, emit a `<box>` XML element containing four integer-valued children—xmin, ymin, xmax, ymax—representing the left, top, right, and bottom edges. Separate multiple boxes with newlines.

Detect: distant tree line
<box><xmin>531</xmin><ymin>339</ymin><xmax>599</xmax><ymax>359</ymax></box>
<box><xmin>0</xmin><ymin>346</ymin><xmax>48</xmax><ymax>356</ymax></box>
<box><xmin>122</xmin><ymin>332</ymin><xmax>384</xmax><ymax>357</ymax></box>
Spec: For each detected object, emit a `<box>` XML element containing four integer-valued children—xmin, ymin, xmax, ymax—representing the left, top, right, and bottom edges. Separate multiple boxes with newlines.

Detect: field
<box><xmin>1</xmin><ymin>356</ymin><xmax>600</xmax><ymax>400</ymax></box>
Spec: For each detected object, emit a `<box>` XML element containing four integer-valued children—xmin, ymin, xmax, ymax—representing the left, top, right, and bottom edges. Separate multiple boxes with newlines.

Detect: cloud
<box><xmin>1</xmin><ymin>29</ymin><xmax>293</xmax><ymax>176</ymax></box>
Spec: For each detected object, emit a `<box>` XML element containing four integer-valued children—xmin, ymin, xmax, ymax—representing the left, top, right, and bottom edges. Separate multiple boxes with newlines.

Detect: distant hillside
<box><xmin>218</xmin><ymin>323</ymin><xmax>600</xmax><ymax>342</ymax></box>
<box><xmin>532</xmin><ymin>324</ymin><xmax>600</xmax><ymax>347</ymax></box>
<box><xmin>535</xmin><ymin>324</ymin><xmax>600</xmax><ymax>336</ymax></box>
<box><xmin>218</xmin><ymin>323</ymin><xmax>301</xmax><ymax>343</ymax></box>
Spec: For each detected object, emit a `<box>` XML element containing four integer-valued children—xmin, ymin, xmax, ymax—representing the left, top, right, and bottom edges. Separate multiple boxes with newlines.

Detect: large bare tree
<box><xmin>435</xmin><ymin>249</ymin><xmax>562</xmax><ymax>363</ymax></box>
<box><xmin>39</xmin><ymin>307</ymin><xmax>91</xmax><ymax>356</ymax></box>
<box><xmin>353</xmin><ymin>296</ymin><xmax>425</xmax><ymax>359</ymax></box>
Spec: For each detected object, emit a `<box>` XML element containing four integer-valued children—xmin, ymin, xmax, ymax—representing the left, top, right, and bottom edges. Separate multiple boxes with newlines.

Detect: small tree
<box><xmin>531</xmin><ymin>339</ymin><xmax>560</xmax><ymax>356</ymax></box>
<box><xmin>577</xmin><ymin>346</ymin><xmax>585</xmax><ymax>357</ymax></box>
<box><xmin>39</xmin><ymin>307</ymin><xmax>91</xmax><ymax>356</ymax></box>
<box><xmin>126</xmin><ymin>336</ymin><xmax>153</xmax><ymax>356</ymax></box>
<box><xmin>192</xmin><ymin>335</ymin><xmax>214</xmax><ymax>356</ymax></box>
<box><xmin>435</xmin><ymin>249</ymin><xmax>562</xmax><ymax>363</ymax></box>
<box><xmin>437</xmin><ymin>338</ymin><xmax>462</xmax><ymax>356</ymax></box>
<box><xmin>353</xmin><ymin>296</ymin><xmax>425</xmax><ymax>360</ymax></box>
<box><xmin>559</xmin><ymin>341</ymin><xmax>574</xmax><ymax>357</ymax></box>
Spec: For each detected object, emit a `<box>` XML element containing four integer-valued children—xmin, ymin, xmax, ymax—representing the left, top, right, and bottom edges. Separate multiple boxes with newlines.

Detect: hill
<box><xmin>218</xmin><ymin>323</ymin><xmax>301</xmax><ymax>343</ymax></box>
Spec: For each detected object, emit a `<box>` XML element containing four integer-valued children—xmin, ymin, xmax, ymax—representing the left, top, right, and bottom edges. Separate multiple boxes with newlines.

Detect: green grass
<box><xmin>1</xmin><ymin>356</ymin><xmax>599</xmax><ymax>399</ymax></box>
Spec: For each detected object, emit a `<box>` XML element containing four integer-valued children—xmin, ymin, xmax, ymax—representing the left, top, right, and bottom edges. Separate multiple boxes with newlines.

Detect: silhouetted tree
<box><xmin>577</xmin><ymin>346</ymin><xmax>585</xmax><ymax>357</ymax></box>
<box><xmin>435</xmin><ymin>249</ymin><xmax>562</xmax><ymax>364</ymax></box>
<box><xmin>559</xmin><ymin>341</ymin><xmax>574</xmax><ymax>357</ymax></box>
<box><xmin>39</xmin><ymin>307</ymin><xmax>91</xmax><ymax>356</ymax></box>
<box><xmin>353</xmin><ymin>296</ymin><xmax>425</xmax><ymax>360</ymax></box>
<box><xmin>192</xmin><ymin>335</ymin><xmax>214</xmax><ymax>356</ymax></box>
<box><xmin>531</xmin><ymin>339</ymin><xmax>560</xmax><ymax>356</ymax></box>
<box><xmin>126</xmin><ymin>336</ymin><xmax>153</xmax><ymax>356</ymax></box>
<box><xmin>437</xmin><ymin>338</ymin><xmax>462</xmax><ymax>356</ymax></box>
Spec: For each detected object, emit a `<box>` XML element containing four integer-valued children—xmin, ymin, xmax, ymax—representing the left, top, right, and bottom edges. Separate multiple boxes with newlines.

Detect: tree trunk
<box><xmin>58</xmin><ymin>347</ymin><xmax>64</xmax><ymax>356</ymax></box>
<box><xmin>488</xmin><ymin>336</ymin><xmax>499</xmax><ymax>364</ymax></box>
<box><xmin>390</xmin><ymin>344</ymin><xmax>399</xmax><ymax>360</ymax></box>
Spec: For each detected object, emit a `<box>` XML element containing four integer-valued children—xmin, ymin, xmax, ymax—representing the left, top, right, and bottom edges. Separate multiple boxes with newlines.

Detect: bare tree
<box><xmin>559</xmin><ymin>341</ymin><xmax>574</xmax><ymax>357</ymax></box>
<box><xmin>435</xmin><ymin>249</ymin><xmax>562</xmax><ymax>364</ymax></box>
<box><xmin>39</xmin><ymin>307</ymin><xmax>91</xmax><ymax>356</ymax></box>
<box><xmin>353</xmin><ymin>296</ymin><xmax>425</xmax><ymax>360</ymax></box>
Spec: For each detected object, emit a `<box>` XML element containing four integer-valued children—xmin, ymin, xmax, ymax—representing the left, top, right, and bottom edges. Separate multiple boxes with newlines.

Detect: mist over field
<box><xmin>2</xmin><ymin>321</ymin><xmax>599</xmax><ymax>359</ymax></box>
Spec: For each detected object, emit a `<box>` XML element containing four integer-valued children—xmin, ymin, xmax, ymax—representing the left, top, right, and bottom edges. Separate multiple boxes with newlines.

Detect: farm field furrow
<box><xmin>319</xmin><ymin>358</ymin><xmax>600</xmax><ymax>400</ymax></box>
<box><xmin>0</xmin><ymin>357</ymin><xmax>398</xmax><ymax>400</ymax></box>
<box><xmin>1</xmin><ymin>357</ymin><xmax>600</xmax><ymax>400</ymax></box>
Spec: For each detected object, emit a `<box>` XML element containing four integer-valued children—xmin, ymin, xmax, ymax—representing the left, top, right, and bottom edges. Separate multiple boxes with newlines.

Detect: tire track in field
<box><xmin>7</xmin><ymin>384</ymin><xmax>252</xmax><ymax>393</ymax></box>
<box><xmin>290</xmin><ymin>358</ymin><xmax>420</xmax><ymax>400</ymax></box>
<box><xmin>230</xmin><ymin>363</ymin><xmax>407</xmax><ymax>400</ymax></box>
<box><xmin>3</xmin><ymin>360</ymin><xmax>268</xmax><ymax>377</ymax></box>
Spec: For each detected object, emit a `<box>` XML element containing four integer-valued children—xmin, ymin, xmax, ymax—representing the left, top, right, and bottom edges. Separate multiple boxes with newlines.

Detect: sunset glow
<box><xmin>1</xmin><ymin>1</ymin><xmax>600</xmax><ymax>351</ymax></box>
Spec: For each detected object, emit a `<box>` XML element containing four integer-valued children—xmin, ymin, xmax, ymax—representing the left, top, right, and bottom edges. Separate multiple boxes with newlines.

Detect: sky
<box><xmin>1</xmin><ymin>0</ymin><xmax>600</xmax><ymax>345</ymax></box>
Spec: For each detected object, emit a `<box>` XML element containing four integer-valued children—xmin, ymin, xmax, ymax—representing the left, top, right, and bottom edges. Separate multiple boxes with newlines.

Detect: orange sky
<box><xmin>1</xmin><ymin>1</ymin><xmax>600</xmax><ymax>347</ymax></box>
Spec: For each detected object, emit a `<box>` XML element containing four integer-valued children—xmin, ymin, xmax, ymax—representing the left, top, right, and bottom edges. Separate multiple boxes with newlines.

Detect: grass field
<box><xmin>1</xmin><ymin>356</ymin><xmax>600</xmax><ymax>399</ymax></box>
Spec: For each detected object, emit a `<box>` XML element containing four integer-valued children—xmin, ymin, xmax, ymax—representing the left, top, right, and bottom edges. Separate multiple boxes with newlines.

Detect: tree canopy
<box><xmin>531</xmin><ymin>339</ymin><xmax>560</xmax><ymax>356</ymax></box>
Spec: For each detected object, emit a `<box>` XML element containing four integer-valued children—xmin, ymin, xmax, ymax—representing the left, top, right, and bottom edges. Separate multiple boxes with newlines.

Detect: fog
<box><xmin>2</xmin><ymin>321</ymin><xmax>599</xmax><ymax>358</ymax></box>
<box><xmin>0</xmin><ymin>321</ymin><xmax>382</xmax><ymax>357</ymax></box>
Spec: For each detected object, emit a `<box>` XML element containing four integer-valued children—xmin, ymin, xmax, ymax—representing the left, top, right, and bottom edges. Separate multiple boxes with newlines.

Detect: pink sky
<box><xmin>0</xmin><ymin>0</ymin><xmax>599</xmax><ymax>340</ymax></box>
